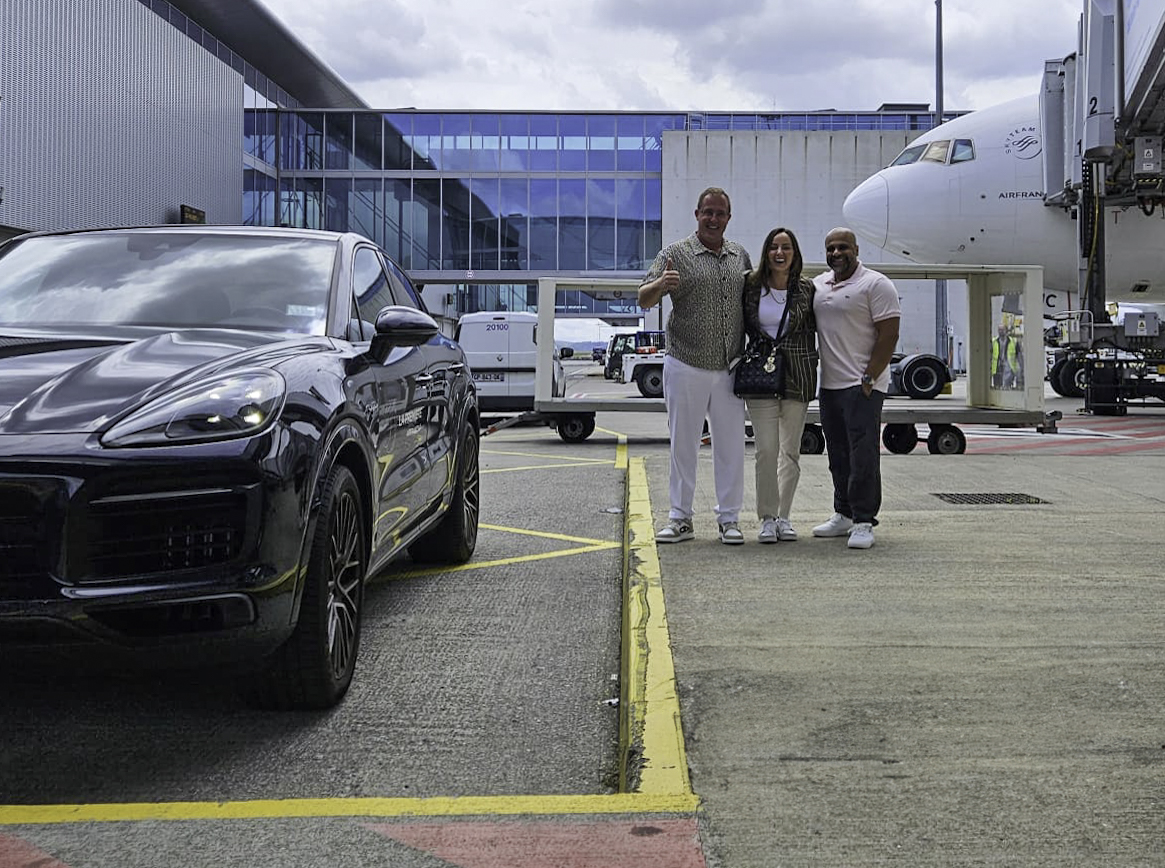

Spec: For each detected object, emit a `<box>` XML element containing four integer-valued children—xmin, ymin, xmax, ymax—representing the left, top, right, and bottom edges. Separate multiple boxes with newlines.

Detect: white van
<box><xmin>454</xmin><ymin>311</ymin><xmax>570</xmax><ymax>412</ymax></box>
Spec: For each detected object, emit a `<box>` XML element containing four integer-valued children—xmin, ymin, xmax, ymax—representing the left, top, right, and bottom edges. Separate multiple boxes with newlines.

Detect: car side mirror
<box><xmin>559</xmin><ymin>347</ymin><xmax>574</xmax><ymax>359</ymax></box>
<box><xmin>370</xmin><ymin>305</ymin><xmax>439</xmax><ymax>361</ymax></box>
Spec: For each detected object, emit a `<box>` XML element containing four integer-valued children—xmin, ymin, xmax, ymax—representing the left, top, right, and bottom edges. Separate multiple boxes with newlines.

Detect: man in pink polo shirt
<box><xmin>810</xmin><ymin>228</ymin><xmax>900</xmax><ymax>550</ymax></box>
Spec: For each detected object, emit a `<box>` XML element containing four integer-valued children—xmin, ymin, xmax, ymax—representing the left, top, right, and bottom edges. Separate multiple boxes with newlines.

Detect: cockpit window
<box><xmin>890</xmin><ymin>144</ymin><xmax>926</xmax><ymax>166</ymax></box>
<box><xmin>921</xmin><ymin>140</ymin><xmax>951</xmax><ymax>163</ymax></box>
<box><xmin>951</xmin><ymin>138</ymin><xmax>975</xmax><ymax>163</ymax></box>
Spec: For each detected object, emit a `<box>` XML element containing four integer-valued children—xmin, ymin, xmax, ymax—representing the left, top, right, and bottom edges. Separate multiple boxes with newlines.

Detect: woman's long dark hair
<box><xmin>746</xmin><ymin>226</ymin><xmax>804</xmax><ymax>293</ymax></box>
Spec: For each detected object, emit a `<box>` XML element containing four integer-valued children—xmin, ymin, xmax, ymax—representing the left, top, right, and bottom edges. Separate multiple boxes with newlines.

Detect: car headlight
<box><xmin>102</xmin><ymin>370</ymin><xmax>287</xmax><ymax>447</ymax></box>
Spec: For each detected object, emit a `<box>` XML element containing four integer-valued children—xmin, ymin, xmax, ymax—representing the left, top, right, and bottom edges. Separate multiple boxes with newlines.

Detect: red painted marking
<box><xmin>0</xmin><ymin>834</ymin><xmax>73</xmax><ymax>868</ymax></box>
<box><xmin>366</xmin><ymin>818</ymin><xmax>707</xmax><ymax>868</ymax></box>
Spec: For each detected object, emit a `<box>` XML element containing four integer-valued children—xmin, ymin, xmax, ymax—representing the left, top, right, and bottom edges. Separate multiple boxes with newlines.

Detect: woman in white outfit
<box><xmin>741</xmin><ymin>227</ymin><xmax>819</xmax><ymax>543</ymax></box>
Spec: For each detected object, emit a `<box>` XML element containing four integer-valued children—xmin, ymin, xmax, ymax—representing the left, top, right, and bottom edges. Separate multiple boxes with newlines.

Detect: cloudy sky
<box><xmin>258</xmin><ymin>0</ymin><xmax>1083</xmax><ymax>113</ymax></box>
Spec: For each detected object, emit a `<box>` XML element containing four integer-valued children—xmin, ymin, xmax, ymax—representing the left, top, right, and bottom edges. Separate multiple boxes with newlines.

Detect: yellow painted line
<box><xmin>482</xmin><ymin>449</ymin><xmax>609</xmax><ymax>463</ymax></box>
<box><xmin>484</xmin><ymin>461</ymin><xmax>615</xmax><ymax>474</ymax></box>
<box><xmin>478</xmin><ymin>523</ymin><xmax>613</xmax><ymax>545</ymax></box>
<box><xmin>394</xmin><ymin>543</ymin><xmax>618</xmax><ymax>579</ymax></box>
<box><xmin>0</xmin><ymin>793</ymin><xmax>699</xmax><ymax>825</ymax></box>
<box><xmin>620</xmin><ymin>457</ymin><xmax>691</xmax><ymax>796</ymax></box>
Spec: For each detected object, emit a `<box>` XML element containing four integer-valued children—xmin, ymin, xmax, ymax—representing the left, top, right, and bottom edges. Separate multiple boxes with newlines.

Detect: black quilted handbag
<box><xmin>733</xmin><ymin>340</ymin><xmax>786</xmax><ymax>398</ymax></box>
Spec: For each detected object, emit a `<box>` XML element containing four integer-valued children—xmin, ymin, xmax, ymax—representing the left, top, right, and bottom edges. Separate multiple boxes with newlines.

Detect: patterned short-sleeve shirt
<box><xmin>641</xmin><ymin>233</ymin><xmax>752</xmax><ymax>371</ymax></box>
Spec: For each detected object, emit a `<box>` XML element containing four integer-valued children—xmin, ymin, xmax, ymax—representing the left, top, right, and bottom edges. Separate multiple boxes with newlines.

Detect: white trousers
<box><xmin>744</xmin><ymin>396</ymin><xmax>809</xmax><ymax>520</ymax></box>
<box><xmin>663</xmin><ymin>355</ymin><xmax>745</xmax><ymax>524</ymax></box>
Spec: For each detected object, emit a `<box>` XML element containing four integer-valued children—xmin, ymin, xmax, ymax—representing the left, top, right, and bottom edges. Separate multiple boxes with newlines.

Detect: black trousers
<box><xmin>818</xmin><ymin>386</ymin><xmax>885</xmax><ymax>526</ymax></box>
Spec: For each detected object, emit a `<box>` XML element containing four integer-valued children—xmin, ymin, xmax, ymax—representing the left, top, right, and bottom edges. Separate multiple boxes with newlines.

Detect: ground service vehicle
<box><xmin>0</xmin><ymin>226</ymin><xmax>481</xmax><ymax>710</ymax></box>
<box><xmin>604</xmin><ymin>330</ymin><xmax>665</xmax><ymax>381</ymax></box>
<box><xmin>458</xmin><ymin>311</ymin><xmax>595</xmax><ymax>442</ymax></box>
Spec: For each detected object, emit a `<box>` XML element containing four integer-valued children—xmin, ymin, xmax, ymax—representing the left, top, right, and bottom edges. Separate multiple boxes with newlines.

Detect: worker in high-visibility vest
<box><xmin>991</xmin><ymin>324</ymin><xmax>1022</xmax><ymax>389</ymax></box>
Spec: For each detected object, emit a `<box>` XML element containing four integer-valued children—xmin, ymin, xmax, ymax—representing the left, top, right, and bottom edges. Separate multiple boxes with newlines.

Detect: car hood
<box><xmin>0</xmin><ymin>327</ymin><xmax>331</xmax><ymax>435</ymax></box>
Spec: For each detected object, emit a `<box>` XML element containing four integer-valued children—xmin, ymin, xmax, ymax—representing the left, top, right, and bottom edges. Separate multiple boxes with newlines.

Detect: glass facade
<box><xmin>244</xmin><ymin>107</ymin><xmax>948</xmax><ymax>314</ymax></box>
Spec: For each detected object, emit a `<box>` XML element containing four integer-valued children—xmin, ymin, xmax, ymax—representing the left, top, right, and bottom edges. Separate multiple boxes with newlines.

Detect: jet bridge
<box><xmin>533</xmin><ymin>264</ymin><xmax>1054</xmax><ymax>454</ymax></box>
<box><xmin>1039</xmin><ymin>0</ymin><xmax>1165</xmax><ymax>413</ymax></box>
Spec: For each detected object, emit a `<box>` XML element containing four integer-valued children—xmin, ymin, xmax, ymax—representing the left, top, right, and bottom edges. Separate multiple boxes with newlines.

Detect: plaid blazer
<box><xmin>742</xmin><ymin>276</ymin><xmax>819</xmax><ymax>403</ymax></box>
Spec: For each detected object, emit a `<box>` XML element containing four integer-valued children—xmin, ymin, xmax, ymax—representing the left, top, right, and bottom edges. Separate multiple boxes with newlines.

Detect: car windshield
<box><xmin>0</xmin><ymin>232</ymin><xmax>336</xmax><ymax>334</ymax></box>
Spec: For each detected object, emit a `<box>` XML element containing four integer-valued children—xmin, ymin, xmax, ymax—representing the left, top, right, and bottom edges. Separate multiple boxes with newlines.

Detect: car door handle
<box><xmin>448</xmin><ymin>363</ymin><xmax>465</xmax><ymax>373</ymax></box>
<box><xmin>415</xmin><ymin>373</ymin><xmax>435</xmax><ymax>384</ymax></box>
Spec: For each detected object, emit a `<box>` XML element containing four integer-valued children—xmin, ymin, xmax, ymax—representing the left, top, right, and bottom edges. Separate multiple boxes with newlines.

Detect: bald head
<box><xmin>824</xmin><ymin>227</ymin><xmax>859</xmax><ymax>281</ymax></box>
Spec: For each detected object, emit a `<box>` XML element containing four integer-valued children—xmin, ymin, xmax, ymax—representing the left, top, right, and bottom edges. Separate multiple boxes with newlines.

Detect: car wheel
<box><xmin>254</xmin><ymin>464</ymin><xmax>366</xmax><ymax>710</ymax></box>
<box><xmin>636</xmin><ymin>367</ymin><xmax>664</xmax><ymax>398</ymax></box>
<box><xmin>882</xmin><ymin>423</ymin><xmax>919</xmax><ymax>454</ymax></box>
<box><xmin>926</xmin><ymin>424</ymin><xmax>967</xmax><ymax>455</ymax></box>
<box><xmin>1048</xmin><ymin>358</ymin><xmax>1069</xmax><ymax>396</ymax></box>
<box><xmin>900</xmin><ymin>357</ymin><xmax>947</xmax><ymax>399</ymax></box>
<box><xmin>557</xmin><ymin>414</ymin><xmax>596</xmax><ymax>443</ymax></box>
<box><xmin>799</xmin><ymin>423</ymin><xmax>825</xmax><ymax>455</ymax></box>
<box><xmin>409</xmin><ymin>426</ymin><xmax>480</xmax><ymax>564</ymax></box>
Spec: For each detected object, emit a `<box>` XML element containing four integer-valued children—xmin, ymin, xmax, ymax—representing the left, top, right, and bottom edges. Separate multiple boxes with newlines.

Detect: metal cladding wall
<box><xmin>657</xmin><ymin>131</ymin><xmax>970</xmax><ymax>359</ymax></box>
<box><xmin>0</xmin><ymin>0</ymin><xmax>242</xmax><ymax>234</ymax></box>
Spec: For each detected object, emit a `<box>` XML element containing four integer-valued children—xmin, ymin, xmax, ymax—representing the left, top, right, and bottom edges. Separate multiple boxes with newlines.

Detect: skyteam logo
<box><xmin>1004</xmin><ymin>126</ymin><xmax>1042</xmax><ymax>160</ymax></box>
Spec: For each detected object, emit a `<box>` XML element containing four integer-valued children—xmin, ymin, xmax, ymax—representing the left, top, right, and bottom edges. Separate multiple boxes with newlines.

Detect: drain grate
<box><xmin>933</xmin><ymin>492</ymin><xmax>1048</xmax><ymax>505</ymax></box>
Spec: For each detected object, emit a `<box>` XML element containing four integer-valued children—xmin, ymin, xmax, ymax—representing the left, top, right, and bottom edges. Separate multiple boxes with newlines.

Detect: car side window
<box><xmin>354</xmin><ymin>247</ymin><xmax>397</xmax><ymax>329</ymax></box>
<box><xmin>384</xmin><ymin>259</ymin><xmax>424</xmax><ymax>311</ymax></box>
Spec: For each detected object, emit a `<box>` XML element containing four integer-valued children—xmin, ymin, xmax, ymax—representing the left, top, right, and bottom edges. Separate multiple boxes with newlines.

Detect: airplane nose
<box><xmin>843</xmin><ymin>174</ymin><xmax>889</xmax><ymax>249</ymax></box>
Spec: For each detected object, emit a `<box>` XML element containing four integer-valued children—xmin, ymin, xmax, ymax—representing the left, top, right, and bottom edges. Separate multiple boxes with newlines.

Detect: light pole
<box><xmin>934</xmin><ymin>0</ymin><xmax>950</xmax><ymax>363</ymax></box>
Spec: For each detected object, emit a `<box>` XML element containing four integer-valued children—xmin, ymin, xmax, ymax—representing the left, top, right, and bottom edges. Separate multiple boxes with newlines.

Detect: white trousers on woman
<box><xmin>744</xmin><ymin>396</ymin><xmax>809</xmax><ymax>520</ymax></box>
<box><xmin>663</xmin><ymin>354</ymin><xmax>745</xmax><ymax>524</ymax></box>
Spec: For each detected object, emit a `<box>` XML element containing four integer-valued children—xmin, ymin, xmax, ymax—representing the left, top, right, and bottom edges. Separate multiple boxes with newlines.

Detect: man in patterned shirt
<box><xmin>638</xmin><ymin>187</ymin><xmax>753</xmax><ymax>545</ymax></box>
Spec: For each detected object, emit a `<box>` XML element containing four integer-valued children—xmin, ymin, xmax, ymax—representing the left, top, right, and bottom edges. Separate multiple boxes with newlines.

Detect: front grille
<box><xmin>87</xmin><ymin>490</ymin><xmax>247</xmax><ymax>578</ymax></box>
<box><xmin>0</xmin><ymin>482</ymin><xmax>54</xmax><ymax>596</ymax></box>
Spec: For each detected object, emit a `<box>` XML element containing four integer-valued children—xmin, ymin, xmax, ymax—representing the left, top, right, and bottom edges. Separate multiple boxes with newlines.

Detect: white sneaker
<box><xmin>757</xmin><ymin>517</ymin><xmax>779</xmax><ymax>544</ymax></box>
<box><xmin>655</xmin><ymin>518</ymin><xmax>694</xmax><ymax>543</ymax></box>
<box><xmin>776</xmin><ymin>518</ymin><xmax>797</xmax><ymax>541</ymax></box>
<box><xmin>718</xmin><ymin>521</ymin><xmax>745</xmax><ymax>545</ymax></box>
<box><xmin>813</xmin><ymin>513</ymin><xmax>854</xmax><ymax>538</ymax></box>
<box><xmin>847</xmin><ymin>522</ymin><xmax>875</xmax><ymax>549</ymax></box>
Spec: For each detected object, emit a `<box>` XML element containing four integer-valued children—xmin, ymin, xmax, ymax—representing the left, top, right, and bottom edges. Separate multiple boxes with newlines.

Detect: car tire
<box><xmin>557</xmin><ymin>414</ymin><xmax>596</xmax><ymax>443</ymax></box>
<box><xmin>1056</xmin><ymin>357</ymin><xmax>1086</xmax><ymax>399</ymax></box>
<box><xmin>408</xmin><ymin>426</ymin><xmax>480</xmax><ymax>564</ymax></box>
<box><xmin>253</xmin><ymin>463</ymin><xmax>366</xmax><ymax>711</ymax></box>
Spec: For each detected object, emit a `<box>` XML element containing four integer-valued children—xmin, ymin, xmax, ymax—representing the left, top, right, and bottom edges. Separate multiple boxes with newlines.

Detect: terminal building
<box><xmin>2</xmin><ymin>0</ymin><xmax>965</xmax><ymax>355</ymax></box>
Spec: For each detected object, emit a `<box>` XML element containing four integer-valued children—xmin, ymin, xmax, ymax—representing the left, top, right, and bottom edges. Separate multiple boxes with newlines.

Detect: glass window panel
<box><xmin>644</xmin><ymin>116</ymin><xmax>681</xmax><ymax>172</ymax></box>
<box><xmin>529</xmin><ymin>114</ymin><xmax>558</xmax><ymax>171</ymax></box>
<box><xmin>615</xmin><ymin>178</ymin><xmax>645</xmax><ymax>270</ymax></box>
<box><xmin>499</xmin><ymin>114</ymin><xmax>530</xmax><ymax>170</ymax></box>
<box><xmin>325</xmin><ymin>113</ymin><xmax>353</xmax><ymax>170</ymax></box>
<box><xmin>559</xmin><ymin>116</ymin><xmax>587</xmax><ymax>172</ymax></box>
<box><xmin>411</xmin><ymin>114</ymin><xmax>440</xmax><ymax>170</ymax></box>
<box><xmin>279</xmin><ymin>177</ymin><xmax>323</xmax><ymax>229</ymax></box>
<box><xmin>243</xmin><ymin>169</ymin><xmax>276</xmax><ymax>227</ymax></box>
<box><xmin>384</xmin><ymin>178</ymin><xmax>411</xmax><ymax>266</ymax></box>
<box><xmin>441</xmin><ymin>114</ymin><xmax>474</xmax><ymax>172</ymax></box>
<box><xmin>499</xmin><ymin>178</ymin><xmax>529</xmax><ymax>269</ymax></box>
<box><xmin>616</xmin><ymin>115</ymin><xmax>646</xmax><ymax>171</ymax></box>
<box><xmin>470</xmin><ymin>177</ymin><xmax>500</xmax><ymax>270</ymax></box>
<box><xmin>383</xmin><ymin>113</ymin><xmax>412</xmax><ymax>170</ymax></box>
<box><xmin>588</xmin><ymin>115</ymin><xmax>617</xmax><ymax>171</ymax></box>
<box><xmin>472</xmin><ymin>114</ymin><xmax>500</xmax><ymax>171</ymax></box>
<box><xmin>644</xmin><ymin>178</ymin><xmax>662</xmax><ymax>263</ymax></box>
<box><xmin>353</xmin><ymin>247</ymin><xmax>395</xmax><ymax>330</ymax></box>
<box><xmin>558</xmin><ymin>178</ymin><xmax>586</xmax><ymax>269</ymax></box>
<box><xmin>350</xmin><ymin>178</ymin><xmax>383</xmax><ymax>246</ymax></box>
<box><xmin>921</xmin><ymin>140</ymin><xmax>951</xmax><ymax>163</ymax></box>
<box><xmin>353</xmin><ymin>113</ymin><xmax>383</xmax><ymax>170</ymax></box>
<box><xmin>443</xmin><ymin>178</ymin><xmax>471</xmax><ymax>269</ymax></box>
<box><xmin>325</xmin><ymin>177</ymin><xmax>350</xmax><ymax>232</ymax></box>
<box><xmin>529</xmin><ymin>178</ymin><xmax>557</xmax><ymax>269</ymax></box>
<box><xmin>280</xmin><ymin>112</ymin><xmax>324</xmax><ymax>171</ymax></box>
<box><xmin>412</xmin><ymin>179</ymin><xmax>442</xmax><ymax>269</ymax></box>
<box><xmin>586</xmin><ymin>179</ymin><xmax>616</xmax><ymax>270</ymax></box>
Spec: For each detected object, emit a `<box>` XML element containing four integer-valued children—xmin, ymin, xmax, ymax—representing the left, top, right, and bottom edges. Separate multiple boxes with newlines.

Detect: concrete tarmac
<box><xmin>633</xmin><ymin>402</ymin><xmax>1165</xmax><ymax>867</ymax></box>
